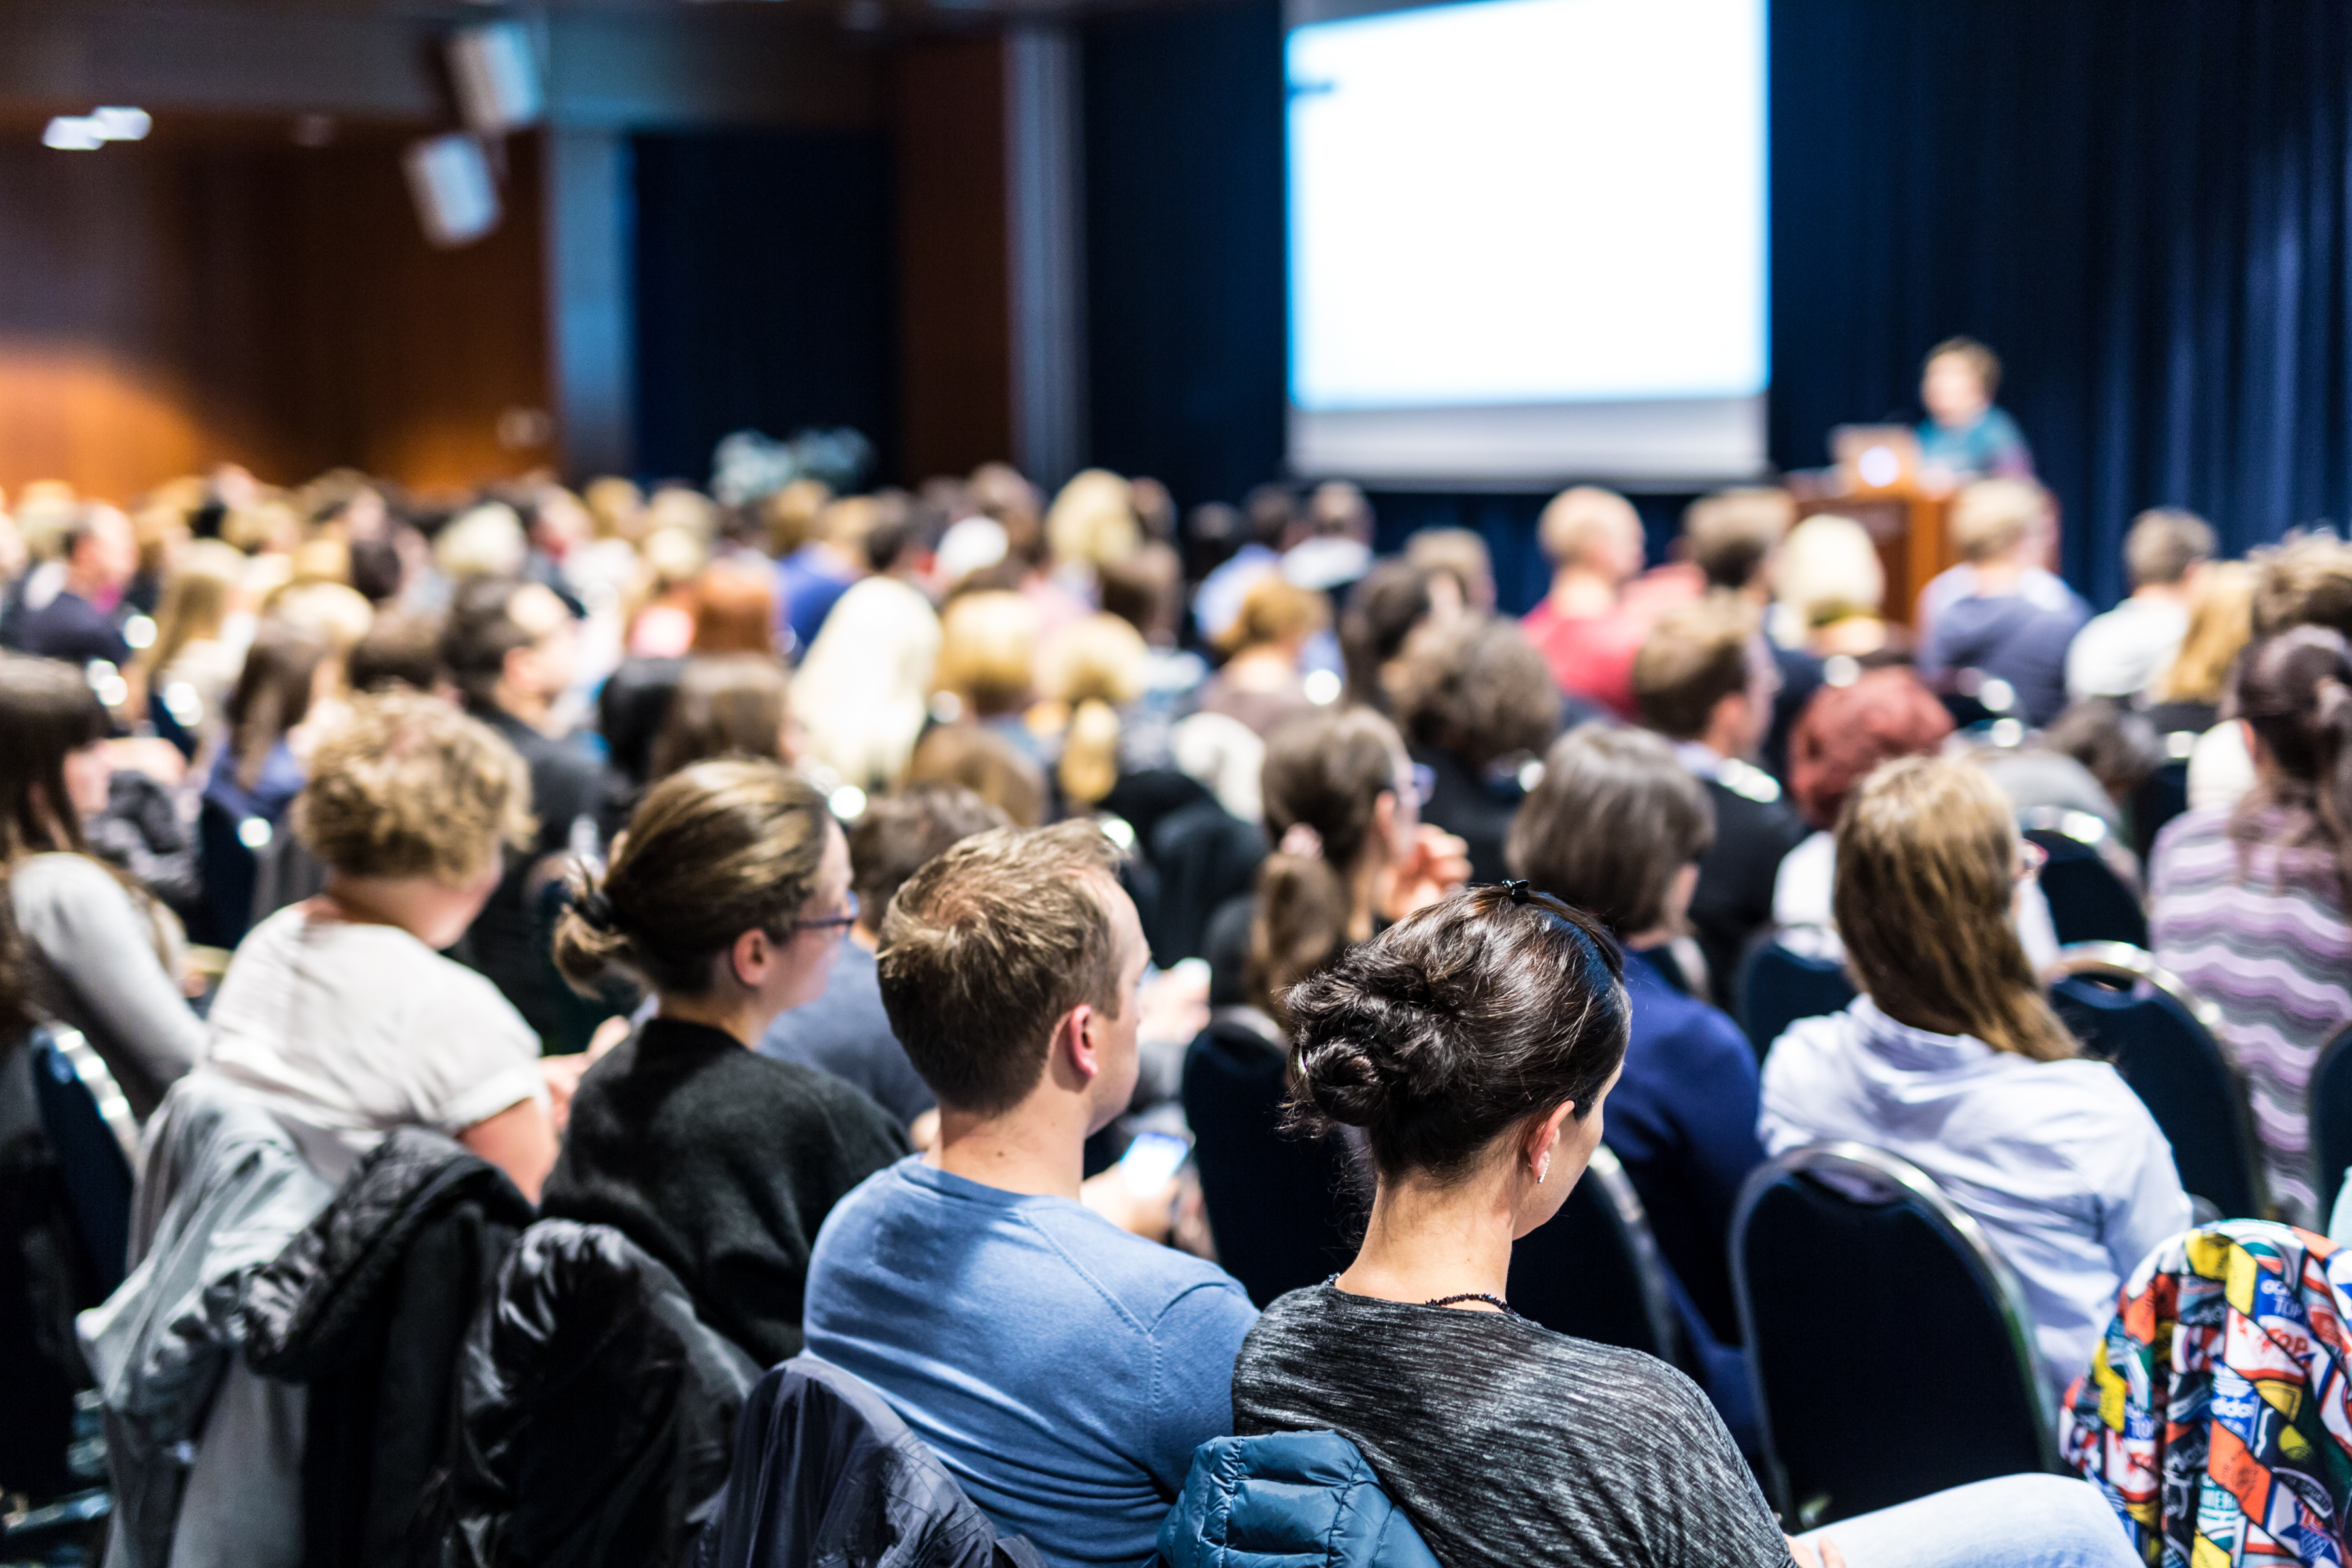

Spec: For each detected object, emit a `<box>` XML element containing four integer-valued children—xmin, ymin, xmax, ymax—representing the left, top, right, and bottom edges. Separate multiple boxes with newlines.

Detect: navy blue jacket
<box><xmin>1155</xmin><ymin>1432</ymin><xmax>1438</xmax><ymax>1568</ymax></box>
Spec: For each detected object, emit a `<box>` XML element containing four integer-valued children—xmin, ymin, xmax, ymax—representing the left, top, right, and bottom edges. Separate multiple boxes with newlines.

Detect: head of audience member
<box><xmin>2149</xmin><ymin>560</ymin><xmax>2256</xmax><ymax>708</ymax></box>
<box><xmin>2230</xmin><ymin>625</ymin><xmax>2352</xmax><ymax>892</ymax></box>
<box><xmin>847</xmin><ymin>785</ymin><xmax>1010</xmax><ymax>948</ymax></box>
<box><xmin>649</xmin><ymin>655</ymin><xmax>792</xmax><ymax>781</ymax></box>
<box><xmin>0</xmin><ymin>655</ymin><xmax>112</xmax><ymax>860</ymax></box>
<box><xmin>1250</xmin><ymin>708</ymin><xmax>1419</xmax><ymax>1019</ymax></box>
<box><xmin>555</xmin><ymin>759</ymin><xmax>847</xmax><ymax>1040</ymax></box>
<box><xmin>761</xmin><ymin>478</ymin><xmax>832</xmax><ymax>559</ymax></box>
<box><xmin>293</xmin><ymin>689</ymin><xmax>533</xmax><ymax>951</ymax></box>
<box><xmin>1217</xmin><ymin>573</ymin><xmax>1329</xmax><ymax>666</ymax></box>
<box><xmin>1633</xmin><ymin>594</ymin><xmax>1777</xmax><ymax>761</ymax></box>
<box><xmin>1537</xmin><ymin>486</ymin><xmax>1644</xmax><ymax>595</ymax></box>
<box><xmin>1339</xmin><ymin>560</ymin><xmax>1454</xmax><ymax>710</ymax></box>
<box><xmin>1045</xmin><ymin>469</ymin><xmax>1142</xmax><ymax>573</ymax></box>
<box><xmin>2041</xmin><ymin>698</ymin><xmax>2164</xmax><ymax>815</ymax></box>
<box><xmin>1508</xmin><ymin>725</ymin><xmax>1711</xmax><ymax>946</ymax></box>
<box><xmin>1285</xmin><ymin>884</ymin><xmax>1629</xmax><ymax>1214</ymax></box>
<box><xmin>1949</xmin><ymin>478</ymin><xmax>2051</xmax><ymax>570</ymax></box>
<box><xmin>1403</xmin><ymin>528</ymin><xmax>1497</xmax><ymax>616</ymax></box>
<box><xmin>691</xmin><ymin>566</ymin><xmax>779</xmax><ymax>657</ymax></box>
<box><xmin>877</xmin><ymin>820</ymin><xmax>1143</xmax><ymax>1152</ymax></box>
<box><xmin>347</xmin><ymin>610</ymin><xmax>446</xmax><ymax>695</ymax></box>
<box><xmin>61</xmin><ymin>504</ymin><xmax>137</xmax><ymax>606</ymax></box>
<box><xmin>1786</xmin><ymin>667</ymin><xmax>1953</xmax><ymax>830</ymax></box>
<box><xmin>142</xmin><ymin>538</ymin><xmax>242</xmax><ymax>679</ymax></box>
<box><xmin>269</xmin><ymin>580</ymin><xmax>374</xmax><ymax>702</ymax></box>
<box><xmin>1921</xmin><ymin>336</ymin><xmax>2001</xmax><ymax>431</ymax></box>
<box><xmin>1183</xmin><ymin>501</ymin><xmax>1245</xmax><ymax>580</ymax></box>
<box><xmin>442</xmin><ymin>577</ymin><xmax>578</xmax><ymax>726</ymax></box>
<box><xmin>2123</xmin><ymin>508</ymin><xmax>2214</xmax><ymax>602</ymax></box>
<box><xmin>1775</xmin><ymin>514</ymin><xmax>1888</xmax><ymax>651</ymax></box>
<box><xmin>904</xmin><ymin>721</ymin><xmax>1049</xmax><ymax>828</ymax></box>
<box><xmin>970</xmin><ymin>462</ymin><xmax>1045</xmax><ymax>548</ymax></box>
<box><xmin>1098</xmin><ymin>543</ymin><xmax>1184</xmax><ymax>649</ymax></box>
<box><xmin>435</xmin><ymin>502</ymin><xmax>530</xmax><ymax>582</ymax></box>
<box><xmin>1301</xmin><ymin>482</ymin><xmax>1374</xmax><ymax>546</ymax></box>
<box><xmin>1836</xmin><ymin>755</ymin><xmax>2075</xmax><ymax>1061</ymax></box>
<box><xmin>225</xmin><ymin>619</ymin><xmax>329</xmax><ymax>790</ymax></box>
<box><xmin>1037</xmin><ymin>614</ymin><xmax>1149</xmax><ymax>809</ymax></box>
<box><xmin>1394</xmin><ymin>615</ymin><xmax>1560</xmax><ymax>773</ymax></box>
<box><xmin>862</xmin><ymin>498</ymin><xmax>931</xmax><ymax>581</ymax></box>
<box><xmin>1684</xmin><ymin>487</ymin><xmax>1797</xmax><ymax>597</ymax></box>
<box><xmin>935</xmin><ymin>590</ymin><xmax>1040</xmax><ymax>721</ymax></box>
<box><xmin>2249</xmin><ymin>533</ymin><xmax>2352</xmax><ymax>640</ymax></box>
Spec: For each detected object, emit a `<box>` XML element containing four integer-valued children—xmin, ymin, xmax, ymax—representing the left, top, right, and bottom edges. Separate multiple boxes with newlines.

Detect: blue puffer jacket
<box><xmin>1154</xmin><ymin>1431</ymin><xmax>1441</xmax><ymax>1568</ymax></box>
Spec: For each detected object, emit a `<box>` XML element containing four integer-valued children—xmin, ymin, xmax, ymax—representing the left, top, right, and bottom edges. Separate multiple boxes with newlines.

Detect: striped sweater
<box><xmin>2149</xmin><ymin>808</ymin><xmax>2352</xmax><ymax>1225</ymax></box>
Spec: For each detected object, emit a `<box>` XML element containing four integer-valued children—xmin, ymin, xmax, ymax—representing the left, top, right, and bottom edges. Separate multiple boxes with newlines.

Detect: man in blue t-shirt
<box><xmin>804</xmin><ymin>821</ymin><xmax>1259</xmax><ymax>1568</ymax></box>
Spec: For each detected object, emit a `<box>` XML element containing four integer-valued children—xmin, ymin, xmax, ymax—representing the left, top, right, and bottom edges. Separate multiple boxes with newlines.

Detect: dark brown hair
<box><xmin>439</xmin><ymin>576</ymin><xmax>538</xmax><ymax>708</ymax></box>
<box><xmin>1250</xmin><ymin>708</ymin><xmax>1405</xmax><ymax>1019</ymax></box>
<box><xmin>1684</xmin><ymin>488</ymin><xmax>1794</xmax><ymax>593</ymax></box>
<box><xmin>0</xmin><ymin>655</ymin><xmax>109</xmax><ymax>860</ymax></box>
<box><xmin>650</xmin><ymin>655</ymin><xmax>789</xmax><ymax>781</ymax></box>
<box><xmin>1508</xmin><ymin>724</ymin><xmax>1712</xmax><ymax>937</ymax></box>
<box><xmin>1633</xmin><ymin>593</ymin><xmax>1758</xmax><ymax>741</ymax></box>
<box><xmin>2229</xmin><ymin>625</ymin><xmax>2352</xmax><ymax>894</ymax></box>
<box><xmin>227</xmin><ymin>619</ymin><xmax>327</xmax><ymax>791</ymax></box>
<box><xmin>1285</xmin><ymin>885</ymin><xmax>1630</xmax><ymax>1184</ymax></box>
<box><xmin>554</xmin><ymin>758</ymin><xmax>834</xmax><ymax>998</ymax></box>
<box><xmin>1392</xmin><ymin>615</ymin><xmax>1560</xmax><ymax>769</ymax></box>
<box><xmin>876</xmin><ymin>820</ymin><xmax>1130</xmax><ymax>1116</ymax></box>
<box><xmin>849</xmin><ymin>784</ymin><xmax>1011</xmax><ymax>932</ymax></box>
<box><xmin>1837</xmin><ymin>755</ymin><xmax>2074</xmax><ymax>1061</ymax></box>
<box><xmin>1339</xmin><ymin>560</ymin><xmax>1437</xmax><ymax>710</ymax></box>
<box><xmin>348</xmin><ymin>610</ymin><xmax>445</xmax><ymax>694</ymax></box>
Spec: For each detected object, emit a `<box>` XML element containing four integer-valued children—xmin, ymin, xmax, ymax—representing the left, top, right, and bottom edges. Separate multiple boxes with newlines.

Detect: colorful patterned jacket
<box><xmin>2062</xmin><ymin>1220</ymin><xmax>2352</xmax><ymax>1565</ymax></box>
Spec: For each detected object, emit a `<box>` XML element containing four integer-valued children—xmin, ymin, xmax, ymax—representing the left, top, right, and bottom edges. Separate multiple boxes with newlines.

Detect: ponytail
<box><xmin>1058</xmin><ymin>698</ymin><xmax>1122</xmax><ymax>809</ymax></box>
<box><xmin>2233</xmin><ymin>626</ymin><xmax>2352</xmax><ymax>897</ymax></box>
<box><xmin>1247</xmin><ymin>708</ymin><xmax>1406</xmax><ymax>1021</ymax></box>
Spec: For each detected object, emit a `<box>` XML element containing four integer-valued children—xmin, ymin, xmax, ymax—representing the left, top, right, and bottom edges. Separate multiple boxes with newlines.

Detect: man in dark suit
<box><xmin>1633</xmin><ymin>593</ymin><xmax>1808</xmax><ymax>1009</ymax></box>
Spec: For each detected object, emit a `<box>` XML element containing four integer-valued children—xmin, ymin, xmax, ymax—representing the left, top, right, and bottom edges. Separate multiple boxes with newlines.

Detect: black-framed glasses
<box><xmin>787</xmin><ymin>891</ymin><xmax>860</xmax><ymax>935</ymax></box>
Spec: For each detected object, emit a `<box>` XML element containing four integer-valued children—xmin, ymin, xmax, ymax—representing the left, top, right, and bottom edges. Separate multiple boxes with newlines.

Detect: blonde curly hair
<box><xmin>293</xmin><ymin>690</ymin><xmax>534</xmax><ymax>884</ymax></box>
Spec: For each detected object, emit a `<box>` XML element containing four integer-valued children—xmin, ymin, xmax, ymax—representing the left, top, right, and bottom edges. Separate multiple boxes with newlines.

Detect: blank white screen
<box><xmin>1286</xmin><ymin>0</ymin><xmax>1768</xmax><ymax>479</ymax></box>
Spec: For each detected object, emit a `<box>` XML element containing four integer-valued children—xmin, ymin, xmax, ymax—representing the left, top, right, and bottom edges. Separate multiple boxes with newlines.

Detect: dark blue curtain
<box><xmin>632</xmin><ymin>131</ymin><xmax>895</xmax><ymax>486</ymax></box>
<box><xmin>1774</xmin><ymin>0</ymin><xmax>2352</xmax><ymax>606</ymax></box>
<box><xmin>1081</xmin><ymin>0</ymin><xmax>2352</xmax><ymax>612</ymax></box>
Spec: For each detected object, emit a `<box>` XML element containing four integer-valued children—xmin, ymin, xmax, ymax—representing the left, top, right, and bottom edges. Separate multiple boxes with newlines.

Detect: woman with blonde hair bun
<box><xmin>1772</xmin><ymin>514</ymin><xmax>1903</xmax><ymax>659</ymax></box>
<box><xmin>1034</xmin><ymin>613</ymin><xmax>1149</xmax><ymax>809</ymax></box>
<box><xmin>1760</xmin><ymin>753</ymin><xmax>2189</xmax><ymax>1407</ymax></box>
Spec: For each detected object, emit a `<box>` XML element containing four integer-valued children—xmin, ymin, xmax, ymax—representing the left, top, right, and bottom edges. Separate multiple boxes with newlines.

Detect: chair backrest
<box><xmin>1181</xmin><ymin>1015</ymin><xmax>1363</xmax><ymax>1308</ymax></box>
<box><xmin>1737</xmin><ymin>938</ymin><xmax>1857</xmax><ymax>1059</ymax></box>
<box><xmin>1507</xmin><ymin>1144</ymin><xmax>1685</xmax><ymax>1370</ymax></box>
<box><xmin>2021</xmin><ymin>810</ymin><xmax>2149</xmax><ymax>949</ymax></box>
<box><xmin>2046</xmin><ymin>941</ymin><xmax>2262</xmax><ymax>1219</ymax></box>
<box><xmin>1732</xmin><ymin>1142</ymin><xmax>2055</xmax><ymax>1526</ymax></box>
<box><xmin>2129</xmin><ymin>759</ymin><xmax>2190</xmax><ymax>867</ymax></box>
<box><xmin>29</xmin><ymin>1026</ymin><xmax>137</xmax><ymax>1294</ymax></box>
<box><xmin>195</xmin><ymin>794</ymin><xmax>263</xmax><ymax>948</ymax></box>
<box><xmin>2309</xmin><ymin>1024</ymin><xmax>2352</xmax><ymax>1223</ymax></box>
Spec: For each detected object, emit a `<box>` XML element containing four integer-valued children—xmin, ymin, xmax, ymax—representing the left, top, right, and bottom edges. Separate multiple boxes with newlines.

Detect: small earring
<box><xmin>1537</xmin><ymin>1158</ymin><xmax>1550</xmax><ymax>1185</ymax></box>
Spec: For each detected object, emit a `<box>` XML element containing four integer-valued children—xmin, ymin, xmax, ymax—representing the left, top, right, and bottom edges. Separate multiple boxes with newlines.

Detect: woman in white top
<box><xmin>203</xmin><ymin>689</ymin><xmax>559</xmax><ymax>1196</ymax></box>
<box><xmin>1760</xmin><ymin>754</ymin><xmax>2190</xmax><ymax>1410</ymax></box>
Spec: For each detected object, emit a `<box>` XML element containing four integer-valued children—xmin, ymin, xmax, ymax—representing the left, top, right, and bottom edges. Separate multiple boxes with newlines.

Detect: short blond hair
<box><xmin>1537</xmin><ymin>485</ymin><xmax>1640</xmax><ymax>568</ymax></box>
<box><xmin>293</xmin><ymin>690</ymin><xmax>532</xmax><ymax>884</ymax></box>
<box><xmin>936</xmin><ymin>590</ymin><xmax>1041</xmax><ymax>716</ymax></box>
<box><xmin>1776</xmin><ymin>514</ymin><xmax>1884</xmax><ymax>627</ymax></box>
<box><xmin>1218</xmin><ymin>573</ymin><xmax>1328</xmax><ymax>656</ymax></box>
<box><xmin>1949</xmin><ymin>478</ymin><xmax>2048</xmax><ymax>563</ymax></box>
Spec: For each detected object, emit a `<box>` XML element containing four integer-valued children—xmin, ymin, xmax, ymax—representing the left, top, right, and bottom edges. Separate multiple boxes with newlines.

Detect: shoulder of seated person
<box><xmin>1710</xmin><ymin>758</ymin><xmax>1783</xmax><ymax>807</ymax></box>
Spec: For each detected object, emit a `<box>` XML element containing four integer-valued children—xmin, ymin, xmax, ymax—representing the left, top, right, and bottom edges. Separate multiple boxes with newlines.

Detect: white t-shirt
<box><xmin>202</xmin><ymin>903</ymin><xmax>547</xmax><ymax>1183</ymax></box>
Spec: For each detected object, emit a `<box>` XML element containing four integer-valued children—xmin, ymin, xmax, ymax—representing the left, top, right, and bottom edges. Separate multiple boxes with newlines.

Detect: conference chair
<box><xmin>2046</xmin><ymin>943</ymin><xmax>2262</xmax><ymax>1220</ymax></box>
<box><xmin>2019</xmin><ymin>808</ymin><xmax>2149</xmax><ymax>949</ymax></box>
<box><xmin>1181</xmin><ymin>1013</ymin><xmax>1364</xmax><ymax>1309</ymax></box>
<box><xmin>2308</xmin><ymin>1024</ymin><xmax>2352</xmax><ymax>1228</ymax></box>
<box><xmin>2129</xmin><ymin>759</ymin><xmax>2191</xmax><ymax>867</ymax></box>
<box><xmin>1737</xmin><ymin>935</ymin><xmax>1857</xmax><ymax>1060</ymax></box>
<box><xmin>1731</xmin><ymin>1143</ymin><xmax>2056</xmax><ymax>1527</ymax></box>
<box><xmin>29</xmin><ymin>1026</ymin><xmax>137</xmax><ymax>1295</ymax></box>
<box><xmin>1508</xmin><ymin>1145</ymin><xmax>1685</xmax><ymax>1369</ymax></box>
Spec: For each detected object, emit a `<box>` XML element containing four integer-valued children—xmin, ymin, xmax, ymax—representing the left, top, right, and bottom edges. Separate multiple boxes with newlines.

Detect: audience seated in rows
<box><xmin>544</xmin><ymin>759</ymin><xmax>909</xmax><ymax>1366</ymax></box>
<box><xmin>1631</xmin><ymin>594</ymin><xmax>1807</xmax><ymax>1005</ymax></box>
<box><xmin>2149</xmin><ymin>625</ymin><xmax>2352</xmax><ymax>1225</ymax></box>
<box><xmin>1506</xmin><ymin>726</ymin><xmax>1765</xmax><ymax>1397</ymax></box>
<box><xmin>759</xmin><ymin>782</ymin><xmax>1007</xmax><ymax>1132</ymax></box>
<box><xmin>1760</xmin><ymin>755</ymin><xmax>2191</xmax><ymax>1407</ymax></box>
<box><xmin>805</xmin><ymin>822</ymin><xmax>1260</xmax><ymax>1568</ymax></box>
<box><xmin>1235</xmin><ymin>883</ymin><xmax>2129</xmax><ymax>1568</ymax></box>
<box><xmin>201</xmin><ymin>689</ymin><xmax>558</xmax><ymax>1195</ymax></box>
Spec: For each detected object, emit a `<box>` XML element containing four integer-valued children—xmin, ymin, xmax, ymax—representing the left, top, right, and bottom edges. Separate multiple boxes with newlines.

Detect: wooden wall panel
<box><xmin>894</xmin><ymin>38</ymin><xmax>1015</xmax><ymax>481</ymax></box>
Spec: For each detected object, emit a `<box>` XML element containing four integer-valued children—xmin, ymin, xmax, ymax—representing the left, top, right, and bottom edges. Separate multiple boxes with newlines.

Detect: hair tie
<box><xmin>1279</xmin><ymin>822</ymin><xmax>1324</xmax><ymax>858</ymax></box>
<box><xmin>577</xmin><ymin>887</ymin><xmax>616</xmax><ymax>933</ymax></box>
<box><xmin>1501</xmin><ymin>879</ymin><xmax>1531</xmax><ymax>905</ymax></box>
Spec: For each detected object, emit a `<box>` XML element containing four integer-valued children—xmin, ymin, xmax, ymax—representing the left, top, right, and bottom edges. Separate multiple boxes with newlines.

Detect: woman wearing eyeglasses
<box><xmin>546</xmin><ymin>757</ymin><xmax>909</xmax><ymax>1368</ymax></box>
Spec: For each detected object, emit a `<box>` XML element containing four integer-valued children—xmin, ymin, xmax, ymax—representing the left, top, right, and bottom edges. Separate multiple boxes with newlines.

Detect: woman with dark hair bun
<box><xmin>1223</xmin><ymin>884</ymin><xmax>2144</xmax><ymax>1568</ymax></box>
